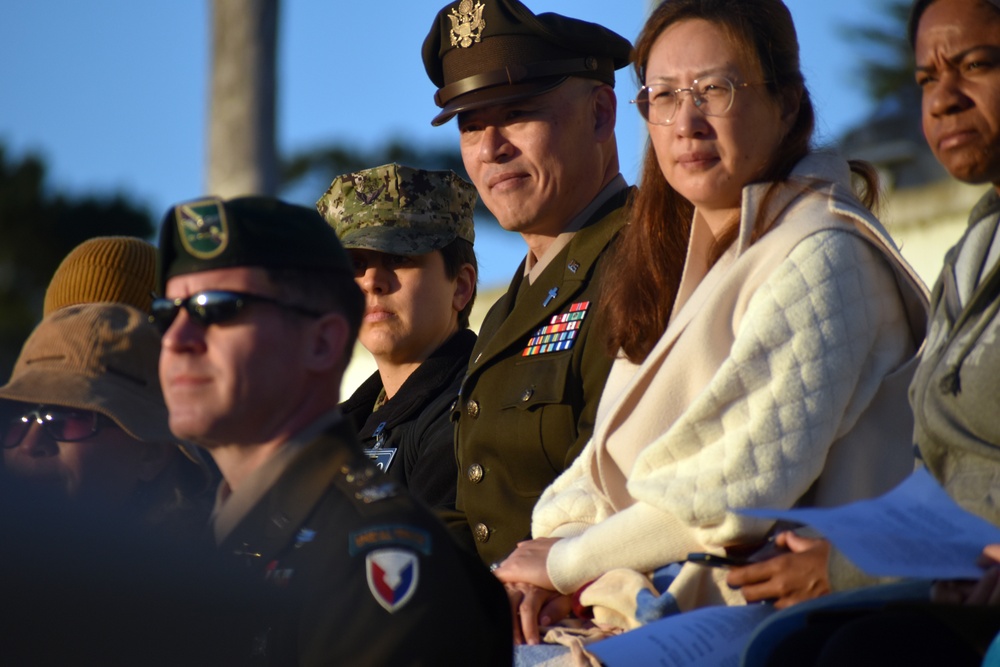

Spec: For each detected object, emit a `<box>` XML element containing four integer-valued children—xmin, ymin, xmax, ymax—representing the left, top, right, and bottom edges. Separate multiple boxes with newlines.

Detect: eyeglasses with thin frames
<box><xmin>631</xmin><ymin>76</ymin><xmax>764</xmax><ymax>125</ymax></box>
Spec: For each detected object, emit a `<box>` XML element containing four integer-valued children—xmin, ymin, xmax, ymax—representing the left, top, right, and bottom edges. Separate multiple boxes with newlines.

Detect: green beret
<box><xmin>316</xmin><ymin>163</ymin><xmax>476</xmax><ymax>256</ymax></box>
<box><xmin>156</xmin><ymin>196</ymin><xmax>353</xmax><ymax>292</ymax></box>
<box><xmin>422</xmin><ymin>0</ymin><xmax>633</xmax><ymax>126</ymax></box>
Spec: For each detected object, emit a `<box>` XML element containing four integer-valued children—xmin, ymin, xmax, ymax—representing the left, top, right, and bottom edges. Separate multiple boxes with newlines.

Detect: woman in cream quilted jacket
<box><xmin>494</xmin><ymin>0</ymin><xmax>930</xmax><ymax>647</ymax></box>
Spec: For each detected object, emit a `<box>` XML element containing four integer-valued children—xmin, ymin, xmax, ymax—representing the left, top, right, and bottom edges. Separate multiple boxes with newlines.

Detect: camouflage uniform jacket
<box><xmin>219</xmin><ymin>417</ymin><xmax>511</xmax><ymax>666</ymax></box>
<box><xmin>449</xmin><ymin>187</ymin><xmax>631</xmax><ymax>565</ymax></box>
<box><xmin>341</xmin><ymin>328</ymin><xmax>476</xmax><ymax>513</ymax></box>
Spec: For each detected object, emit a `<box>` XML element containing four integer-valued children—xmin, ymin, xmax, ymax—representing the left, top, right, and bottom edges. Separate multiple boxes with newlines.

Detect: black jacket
<box><xmin>218</xmin><ymin>417</ymin><xmax>511</xmax><ymax>666</ymax></box>
<box><xmin>341</xmin><ymin>329</ymin><xmax>475</xmax><ymax>512</ymax></box>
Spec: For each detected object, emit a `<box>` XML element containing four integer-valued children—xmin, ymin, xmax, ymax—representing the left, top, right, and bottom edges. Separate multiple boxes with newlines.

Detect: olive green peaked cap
<box><xmin>156</xmin><ymin>196</ymin><xmax>354</xmax><ymax>292</ymax></box>
<box><xmin>423</xmin><ymin>0</ymin><xmax>632</xmax><ymax>126</ymax></box>
<box><xmin>316</xmin><ymin>163</ymin><xmax>476</xmax><ymax>256</ymax></box>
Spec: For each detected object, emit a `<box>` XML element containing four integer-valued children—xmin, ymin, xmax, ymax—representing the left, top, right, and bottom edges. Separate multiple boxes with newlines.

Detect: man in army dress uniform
<box><xmin>154</xmin><ymin>196</ymin><xmax>510</xmax><ymax>665</ymax></box>
<box><xmin>423</xmin><ymin>0</ymin><xmax>634</xmax><ymax>567</ymax></box>
<box><xmin>317</xmin><ymin>163</ymin><xmax>478</xmax><ymax>513</ymax></box>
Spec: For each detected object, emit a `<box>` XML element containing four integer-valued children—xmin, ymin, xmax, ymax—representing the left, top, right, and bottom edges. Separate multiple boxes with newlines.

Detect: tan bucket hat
<box><xmin>0</xmin><ymin>303</ymin><xmax>175</xmax><ymax>445</ymax></box>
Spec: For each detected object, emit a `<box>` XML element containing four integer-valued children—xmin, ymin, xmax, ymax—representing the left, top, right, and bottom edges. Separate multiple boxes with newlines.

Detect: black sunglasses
<box><xmin>149</xmin><ymin>290</ymin><xmax>324</xmax><ymax>334</ymax></box>
<box><xmin>2</xmin><ymin>404</ymin><xmax>107</xmax><ymax>449</ymax></box>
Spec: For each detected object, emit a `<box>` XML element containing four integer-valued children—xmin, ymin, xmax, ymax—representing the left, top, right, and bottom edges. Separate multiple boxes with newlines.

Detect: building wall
<box><xmin>881</xmin><ymin>177</ymin><xmax>991</xmax><ymax>287</ymax></box>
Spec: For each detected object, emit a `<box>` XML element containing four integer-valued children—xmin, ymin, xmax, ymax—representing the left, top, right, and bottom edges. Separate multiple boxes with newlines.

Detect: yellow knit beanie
<box><xmin>43</xmin><ymin>237</ymin><xmax>156</xmax><ymax>316</ymax></box>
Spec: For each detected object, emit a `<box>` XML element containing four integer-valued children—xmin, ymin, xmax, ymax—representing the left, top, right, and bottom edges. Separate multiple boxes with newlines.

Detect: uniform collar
<box><xmin>524</xmin><ymin>174</ymin><xmax>627</xmax><ymax>282</ymax></box>
<box><xmin>211</xmin><ymin>409</ymin><xmax>343</xmax><ymax>545</ymax></box>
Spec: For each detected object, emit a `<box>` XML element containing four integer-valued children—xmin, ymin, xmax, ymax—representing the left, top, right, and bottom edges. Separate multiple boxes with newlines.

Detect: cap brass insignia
<box><xmin>448</xmin><ymin>0</ymin><xmax>486</xmax><ymax>49</ymax></box>
<box><xmin>352</xmin><ymin>171</ymin><xmax>390</xmax><ymax>207</ymax></box>
<box><xmin>177</xmin><ymin>199</ymin><xmax>228</xmax><ymax>259</ymax></box>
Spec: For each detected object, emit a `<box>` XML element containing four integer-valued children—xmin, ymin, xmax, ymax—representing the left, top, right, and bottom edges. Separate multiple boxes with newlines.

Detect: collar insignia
<box><xmin>448</xmin><ymin>0</ymin><xmax>486</xmax><ymax>49</ymax></box>
<box><xmin>177</xmin><ymin>199</ymin><xmax>228</xmax><ymax>259</ymax></box>
<box><xmin>295</xmin><ymin>528</ymin><xmax>317</xmax><ymax>547</ymax></box>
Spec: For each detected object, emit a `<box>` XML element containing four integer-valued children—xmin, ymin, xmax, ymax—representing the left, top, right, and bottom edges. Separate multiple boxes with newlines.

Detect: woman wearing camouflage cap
<box><xmin>317</xmin><ymin>163</ymin><xmax>478</xmax><ymax>513</ymax></box>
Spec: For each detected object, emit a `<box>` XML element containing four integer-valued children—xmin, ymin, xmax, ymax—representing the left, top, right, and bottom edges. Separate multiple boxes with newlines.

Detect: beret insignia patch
<box><xmin>177</xmin><ymin>199</ymin><xmax>228</xmax><ymax>259</ymax></box>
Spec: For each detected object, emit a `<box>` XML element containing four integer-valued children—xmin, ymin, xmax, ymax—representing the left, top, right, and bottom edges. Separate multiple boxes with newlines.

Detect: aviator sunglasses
<box><xmin>2</xmin><ymin>404</ymin><xmax>107</xmax><ymax>449</ymax></box>
<box><xmin>149</xmin><ymin>290</ymin><xmax>324</xmax><ymax>334</ymax></box>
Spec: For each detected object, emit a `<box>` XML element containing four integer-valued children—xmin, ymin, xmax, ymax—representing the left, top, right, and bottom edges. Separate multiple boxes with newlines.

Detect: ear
<box><xmin>778</xmin><ymin>86</ymin><xmax>802</xmax><ymax>135</ymax></box>
<box><xmin>593</xmin><ymin>85</ymin><xmax>617</xmax><ymax>143</ymax></box>
<box><xmin>452</xmin><ymin>262</ymin><xmax>477</xmax><ymax>313</ymax></box>
<box><xmin>303</xmin><ymin>312</ymin><xmax>351</xmax><ymax>374</ymax></box>
<box><xmin>136</xmin><ymin>443</ymin><xmax>175</xmax><ymax>483</ymax></box>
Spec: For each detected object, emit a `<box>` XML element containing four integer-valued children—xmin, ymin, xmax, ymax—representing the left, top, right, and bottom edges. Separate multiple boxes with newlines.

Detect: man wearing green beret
<box><xmin>317</xmin><ymin>163</ymin><xmax>478</xmax><ymax>513</ymax></box>
<box><xmin>423</xmin><ymin>0</ymin><xmax>635</xmax><ymax>568</ymax></box>
<box><xmin>154</xmin><ymin>195</ymin><xmax>510</xmax><ymax>665</ymax></box>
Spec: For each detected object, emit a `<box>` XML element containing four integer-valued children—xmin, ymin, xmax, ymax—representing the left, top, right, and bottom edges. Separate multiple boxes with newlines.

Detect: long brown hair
<box><xmin>604</xmin><ymin>0</ymin><xmax>876</xmax><ymax>363</ymax></box>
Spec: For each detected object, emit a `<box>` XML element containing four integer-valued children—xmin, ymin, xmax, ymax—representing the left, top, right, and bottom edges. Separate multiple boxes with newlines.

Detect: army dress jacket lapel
<box><xmin>469</xmin><ymin>187</ymin><xmax>631</xmax><ymax>374</ymax></box>
<box><xmin>217</xmin><ymin>419</ymin><xmax>359</xmax><ymax>566</ymax></box>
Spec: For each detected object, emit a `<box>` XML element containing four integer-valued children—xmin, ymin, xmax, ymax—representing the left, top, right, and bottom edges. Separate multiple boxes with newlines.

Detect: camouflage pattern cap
<box><xmin>423</xmin><ymin>0</ymin><xmax>633</xmax><ymax>125</ymax></box>
<box><xmin>156</xmin><ymin>195</ymin><xmax>354</xmax><ymax>292</ymax></box>
<box><xmin>316</xmin><ymin>163</ymin><xmax>477</xmax><ymax>256</ymax></box>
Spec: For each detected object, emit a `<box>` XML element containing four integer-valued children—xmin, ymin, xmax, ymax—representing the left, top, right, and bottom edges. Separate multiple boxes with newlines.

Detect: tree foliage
<box><xmin>0</xmin><ymin>145</ymin><xmax>154</xmax><ymax>376</ymax></box>
<box><xmin>838</xmin><ymin>0</ymin><xmax>915</xmax><ymax>104</ymax></box>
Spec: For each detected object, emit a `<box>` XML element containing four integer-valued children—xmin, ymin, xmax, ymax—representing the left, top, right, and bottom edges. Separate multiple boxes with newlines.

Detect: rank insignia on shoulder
<box><xmin>339</xmin><ymin>463</ymin><xmax>401</xmax><ymax>504</ymax></box>
<box><xmin>522</xmin><ymin>301</ymin><xmax>590</xmax><ymax>356</ymax></box>
<box><xmin>356</xmin><ymin>482</ymin><xmax>398</xmax><ymax>504</ymax></box>
<box><xmin>366</xmin><ymin>548</ymin><xmax>419</xmax><ymax>613</ymax></box>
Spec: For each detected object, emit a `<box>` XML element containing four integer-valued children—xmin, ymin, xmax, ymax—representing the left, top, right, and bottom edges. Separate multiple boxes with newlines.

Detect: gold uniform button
<box><xmin>521</xmin><ymin>388</ymin><xmax>534</xmax><ymax>402</ymax></box>
<box><xmin>466</xmin><ymin>399</ymin><xmax>480</xmax><ymax>418</ymax></box>
<box><xmin>473</xmin><ymin>522</ymin><xmax>490</xmax><ymax>543</ymax></box>
<box><xmin>467</xmin><ymin>464</ymin><xmax>484</xmax><ymax>483</ymax></box>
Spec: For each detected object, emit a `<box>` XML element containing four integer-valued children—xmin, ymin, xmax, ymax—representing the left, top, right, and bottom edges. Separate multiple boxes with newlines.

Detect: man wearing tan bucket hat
<box><xmin>317</xmin><ymin>163</ymin><xmax>478</xmax><ymax>513</ymax></box>
<box><xmin>0</xmin><ymin>303</ymin><xmax>210</xmax><ymax>536</ymax></box>
<box><xmin>423</xmin><ymin>0</ymin><xmax>635</xmax><ymax>568</ymax></box>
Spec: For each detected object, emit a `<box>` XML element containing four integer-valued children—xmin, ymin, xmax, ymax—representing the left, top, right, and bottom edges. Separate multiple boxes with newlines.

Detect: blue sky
<box><xmin>1</xmin><ymin>1</ymin><xmax>897</xmax><ymax>285</ymax></box>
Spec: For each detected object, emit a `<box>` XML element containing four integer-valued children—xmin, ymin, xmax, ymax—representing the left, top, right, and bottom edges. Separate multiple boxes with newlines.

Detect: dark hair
<box><xmin>909</xmin><ymin>0</ymin><xmax>1000</xmax><ymax>48</ymax></box>
<box><xmin>908</xmin><ymin>0</ymin><xmax>937</xmax><ymax>48</ymax></box>
<box><xmin>603</xmin><ymin>0</ymin><xmax>876</xmax><ymax>363</ymax></box>
<box><xmin>438</xmin><ymin>238</ymin><xmax>478</xmax><ymax>329</ymax></box>
<box><xmin>265</xmin><ymin>267</ymin><xmax>365</xmax><ymax>349</ymax></box>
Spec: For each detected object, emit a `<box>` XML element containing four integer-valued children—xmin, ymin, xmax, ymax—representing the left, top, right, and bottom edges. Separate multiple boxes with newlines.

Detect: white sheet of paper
<box><xmin>588</xmin><ymin>604</ymin><xmax>774</xmax><ymax>667</ymax></box>
<box><xmin>737</xmin><ymin>468</ymin><xmax>1000</xmax><ymax>579</ymax></box>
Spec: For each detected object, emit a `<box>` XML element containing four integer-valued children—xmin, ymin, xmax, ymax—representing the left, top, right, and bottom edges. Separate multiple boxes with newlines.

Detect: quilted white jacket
<box><xmin>532</xmin><ymin>153</ymin><xmax>930</xmax><ymax>606</ymax></box>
